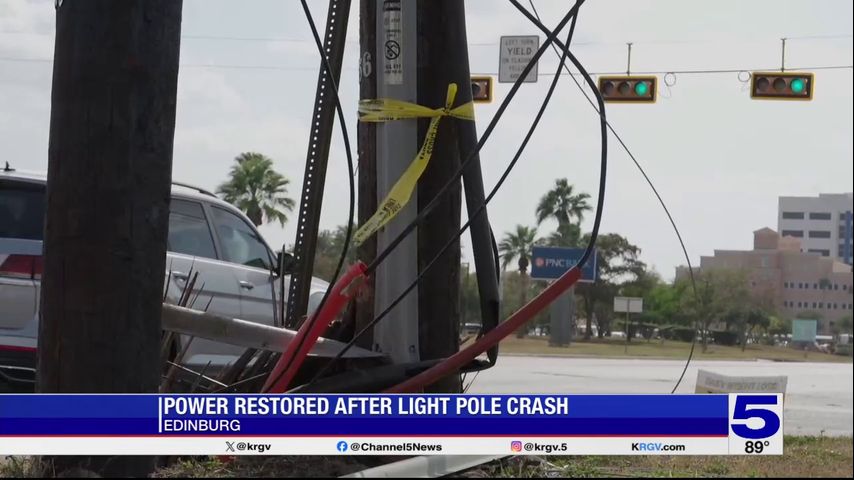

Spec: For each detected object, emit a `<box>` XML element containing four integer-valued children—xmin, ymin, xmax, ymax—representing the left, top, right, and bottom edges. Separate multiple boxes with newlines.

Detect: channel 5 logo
<box><xmin>729</xmin><ymin>394</ymin><xmax>782</xmax><ymax>439</ymax></box>
<box><xmin>511</xmin><ymin>441</ymin><xmax>523</xmax><ymax>452</ymax></box>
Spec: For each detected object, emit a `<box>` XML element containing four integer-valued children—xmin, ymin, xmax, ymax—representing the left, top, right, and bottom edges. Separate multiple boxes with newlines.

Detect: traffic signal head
<box><xmin>470</xmin><ymin>76</ymin><xmax>493</xmax><ymax>103</ymax></box>
<box><xmin>598</xmin><ymin>76</ymin><xmax>657</xmax><ymax>103</ymax></box>
<box><xmin>750</xmin><ymin>72</ymin><xmax>813</xmax><ymax>100</ymax></box>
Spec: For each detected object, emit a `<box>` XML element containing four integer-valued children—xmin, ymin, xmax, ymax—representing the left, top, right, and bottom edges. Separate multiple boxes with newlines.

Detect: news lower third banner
<box><xmin>0</xmin><ymin>394</ymin><xmax>783</xmax><ymax>455</ymax></box>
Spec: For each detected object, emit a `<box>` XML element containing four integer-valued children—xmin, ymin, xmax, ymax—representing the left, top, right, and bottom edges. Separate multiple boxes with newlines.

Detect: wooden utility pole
<box><xmin>415</xmin><ymin>0</ymin><xmax>469</xmax><ymax>393</ymax></box>
<box><xmin>38</xmin><ymin>0</ymin><xmax>182</xmax><ymax>476</ymax></box>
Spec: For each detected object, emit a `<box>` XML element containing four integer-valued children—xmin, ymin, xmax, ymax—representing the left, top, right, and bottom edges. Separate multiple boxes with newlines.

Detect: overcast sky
<box><xmin>1</xmin><ymin>0</ymin><xmax>852</xmax><ymax>279</ymax></box>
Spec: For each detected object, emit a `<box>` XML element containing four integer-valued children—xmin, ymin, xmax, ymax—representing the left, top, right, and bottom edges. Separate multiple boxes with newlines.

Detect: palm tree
<box><xmin>499</xmin><ymin>225</ymin><xmax>538</xmax><ymax>338</ymax></box>
<box><xmin>545</xmin><ymin>222</ymin><xmax>582</xmax><ymax>248</ymax></box>
<box><xmin>536</xmin><ymin>179</ymin><xmax>590</xmax><ymax>341</ymax></box>
<box><xmin>498</xmin><ymin>225</ymin><xmax>538</xmax><ymax>274</ymax></box>
<box><xmin>535</xmin><ymin>178</ymin><xmax>591</xmax><ymax>240</ymax></box>
<box><xmin>216</xmin><ymin>152</ymin><xmax>295</xmax><ymax>226</ymax></box>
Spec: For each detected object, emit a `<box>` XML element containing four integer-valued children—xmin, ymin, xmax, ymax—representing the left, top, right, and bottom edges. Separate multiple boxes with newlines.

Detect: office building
<box><xmin>690</xmin><ymin>228</ymin><xmax>853</xmax><ymax>334</ymax></box>
<box><xmin>778</xmin><ymin>193</ymin><xmax>853</xmax><ymax>265</ymax></box>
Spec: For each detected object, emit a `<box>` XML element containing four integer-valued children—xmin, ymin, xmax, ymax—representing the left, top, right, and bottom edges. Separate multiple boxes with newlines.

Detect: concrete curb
<box><xmin>496</xmin><ymin>353</ymin><xmax>848</xmax><ymax>363</ymax></box>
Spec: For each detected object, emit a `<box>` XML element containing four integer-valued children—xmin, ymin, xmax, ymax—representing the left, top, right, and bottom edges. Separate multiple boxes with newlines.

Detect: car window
<box><xmin>167</xmin><ymin>199</ymin><xmax>217</xmax><ymax>260</ymax></box>
<box><xmin>0</xmin><ymin>180</ymin><xmax>45</xmax><ymax>240</ymax></box>
<box><xmin>307</xmin><ymin>291</ymin><xmax>324</xmax><ymax>317</ymax></box>
<box><xmin>210</xmin><ymin>206</ymin><xmax>272</xmax><ymax>270</ymax></box>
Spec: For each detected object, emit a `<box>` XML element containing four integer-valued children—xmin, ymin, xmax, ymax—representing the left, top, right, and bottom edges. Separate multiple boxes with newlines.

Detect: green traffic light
<box><xmin>634</xmin><ymin>81</ymin><xmax>649</xmax><ymax>96</ymax></box>
<box><xmin>791</xmin><ymin>78</ymin><xmax>806</xmax><ymax>93</ymax></box>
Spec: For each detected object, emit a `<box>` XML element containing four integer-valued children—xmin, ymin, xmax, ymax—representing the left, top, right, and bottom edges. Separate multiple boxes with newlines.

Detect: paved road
<box><xmin>470</xmin><ymin>356</ymin><xmax>853</xmax><ymax>436</ymax></box>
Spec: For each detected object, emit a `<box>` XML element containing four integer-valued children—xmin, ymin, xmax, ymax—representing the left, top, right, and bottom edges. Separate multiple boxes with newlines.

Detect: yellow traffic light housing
<box><xmin>750</xmin><ymin>72</ymin><xmax>814</xmax><ymax>101</ymax></box>
<box><xmin>470</xmin><ymin>76</ymin><xmax>493</xmax><ymax>104</ymax></box>
<box><xmin>598</xmin><ymin>76</ymin><xmax>657</xmax><ymax>103</ymax></box>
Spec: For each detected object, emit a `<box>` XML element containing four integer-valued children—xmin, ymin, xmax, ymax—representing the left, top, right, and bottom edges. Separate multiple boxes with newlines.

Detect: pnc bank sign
<box><xmin>536</xmin><ymin>257</ymin><xmax>573</xmax><ymax>268</ymax></box>
<box><xmin>530</xmin><ymin>246</ymin><xmax>598</xmax><ymax>283</ymax></box>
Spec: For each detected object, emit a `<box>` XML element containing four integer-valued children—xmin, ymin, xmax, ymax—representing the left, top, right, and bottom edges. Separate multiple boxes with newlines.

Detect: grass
<box><xmin>151</xmin><ymin>456</ymin><xmax>372</xmax><ymax>478</ymax></box>
<box><xmin>494</xmin><ymin>335</ymin><xmax>853</xmax><ymax>363</ymax></box>
<box><xmin>0</xmin><ymin>457</ymin><xmax>39</xmax><ymax>478</ymax></box>
<box><xmin>1</xmin><ymin>455</ymin><xmax>376</xmax><ymax>478</ymax></box>
<box><xmin>466</xmin><ymin>435</ymin><xmax>853</xmax><ymax>478</ymax></box>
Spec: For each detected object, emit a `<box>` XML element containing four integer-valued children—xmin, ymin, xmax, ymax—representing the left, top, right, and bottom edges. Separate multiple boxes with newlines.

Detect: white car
<box><xmin>1</xmin><ymin>168</ymin><xmax>331</xmax><ymax>390</ymax></box>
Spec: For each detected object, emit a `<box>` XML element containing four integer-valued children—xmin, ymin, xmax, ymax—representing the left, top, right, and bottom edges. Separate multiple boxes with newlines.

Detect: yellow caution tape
<box><xmin>353</xmin><ymin>83</ymin><xmax>474</xmax><ymax>245</ymax></box>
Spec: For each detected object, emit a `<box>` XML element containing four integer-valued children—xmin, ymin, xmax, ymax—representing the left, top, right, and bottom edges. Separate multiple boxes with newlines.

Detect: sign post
<box><xmin>530</xmin><ymin>247</ymin><xmax>597</xmax><ymax>347</ymax></box>
<box><xmin>614</xmin><ymin>297</ymin><xmax>643</xmax><ymax>352</ymax></box>
<box><xmin>548</xmin><ymin>291</ymin><xmax>572</xmax><ymax>347</ymax></box>
<box><xmin>499</xmin><ymin>35</ymin><xmax>539</xmax><ymax>83</ymax></box>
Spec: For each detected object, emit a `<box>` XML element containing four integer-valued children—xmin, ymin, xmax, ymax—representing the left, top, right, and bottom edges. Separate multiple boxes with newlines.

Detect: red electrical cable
<box><xmin>263</xmin><ymin>262</ymin><xmax>369</xmax><ymax>393</ymax></box>
<box><xmin>384</xmin><ymin>266</ymin><xmax>582</xmax><ymax>393</ymax></box>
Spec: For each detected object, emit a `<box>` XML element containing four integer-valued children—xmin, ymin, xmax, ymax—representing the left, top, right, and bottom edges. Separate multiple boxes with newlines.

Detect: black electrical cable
<box><xmin>363</xmin><ymin>0</ymin><xmax>586</xmax><ymax>277</ymax></box>
<box><xmin>261</xmin><ymin>0</ymin><xmax>356</xmax><ymax>393</ymax></box>
<box><xmin>478</xmin><ymin>225</ymin><xmax>502</xmax><ymax>342</ymax></box>
<box><xmin>304</xmin><ymin>1</ymin><xmax>605</xmax><ymax>388</ymax></box>
<box><xmin>502</xmin><ymin>0</ymin><xmax>606</xmax><ymax>273</ymax></box>
<box><xmin>524</xmin><ymin>0</ymin><xmax>699</xmax><ymax>394</ymax></box>
<box><xmin>463</xmin><ymin>370</ymin><xmax>481</xmax><ymax>394</ymax></box>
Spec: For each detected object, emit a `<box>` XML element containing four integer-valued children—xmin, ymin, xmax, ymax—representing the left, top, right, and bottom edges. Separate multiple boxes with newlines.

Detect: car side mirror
<box><xmin>278</xmin><ymin>251</ymin><xmax>295</xmax><ymax>275</ymax></box>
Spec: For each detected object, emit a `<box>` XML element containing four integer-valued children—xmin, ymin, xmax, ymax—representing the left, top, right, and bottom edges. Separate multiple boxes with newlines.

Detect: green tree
<box><xmin>681</xmin><ymin>269</ymin><xmax>750</xmax><ymax>352</ymax></box>
<box><xmin>743</xmin><ymin>308</ymin><xmax>771</xmax><ymax>350</ymax></box>
<box><xmin>535</xmin><ymin>178</ymin><xmax>591</xmax><ymax>229</ymax></box>
<box><xmin>498</xmin><ymin>225</ymin><xmax>538</xmax><ymax>337</ymax></box>
<box><xmin>622</xmin><ymin>269</ymin><xmax>662</xmax><ymax>299</ymax></box>
<box><xmin>838</xmin><ymin>316</ymin><xmax>853</xmax><ymax>335</ymax></box>
<box><xmin>622</xmin><ymin>270</ymin><xmax>665</xmax><ymax>341</ymax></box>
<box><xmin>644</xmin><ymin>281</ymin><xmax>689</xmax><ymax>327</ymax></box>
<box><xmin>497</xmin><ymin>271</ymin><xmax>549</xmax><ymax>336</ymax></box>
<box><xmin>312</xmin><ymin>225</ymin><xmax>357</xmax><ymax>281</ymax></box>
<box><xmin>535</xmin><ymin>180</ymin><xmax>590</xmax><ymax>341</ymax></box>
<box><xmin>543</xmin><ymin>223</ymin><xmax>582</xmax><ymax>248</ymax></box>
<box><xmin>767</xmin><ymin>315</ymin><xmax>791</xmax><ymax>338</ymax></box>
<box><xmin>576</xmin><ymin>233</ymin><xmax>647</xmax><ymax>339</ymax></box>
<box><xmin>498</xmin><ymin>225</ymin><xmax>538</xmax><ymax>274</ymax></box>
<box><xmin>217</xmin><ymin>152</ymin><xmax>295</xmax><ymax>226</ymax></box>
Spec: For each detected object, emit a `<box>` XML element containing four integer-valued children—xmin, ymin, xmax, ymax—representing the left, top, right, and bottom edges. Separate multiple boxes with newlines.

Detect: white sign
<box><xmin>614</xmin><ymin>296</ymin><xmax>643</xmax><ymax>313</ymax></box>
<box><xmin>695</xmin><ymin>370</ymin><xmax>788</xmax><ymax>395</ymax></box>
<box><xmin>382</xmin><ymin>0</ymin><xmax>403</xmax><ymax>85</ymax></box>
<box><xmin>499</xmin><ymin>35</ymin><xmax>539</xmax><ymax>83</ymax></box>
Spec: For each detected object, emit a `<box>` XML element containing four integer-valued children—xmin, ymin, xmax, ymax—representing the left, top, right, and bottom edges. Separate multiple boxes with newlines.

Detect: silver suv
<box><xmin>1</xmin><ymin>168</ymin><xmax>330</xmax><ymax>390</ymax></box>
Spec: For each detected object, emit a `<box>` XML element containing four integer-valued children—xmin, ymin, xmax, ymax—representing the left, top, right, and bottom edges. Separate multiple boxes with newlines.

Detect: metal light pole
<box><xmin>371</xmin><ymin>0</ymin><xmax>421</xmax><ymax>364</ymax></box>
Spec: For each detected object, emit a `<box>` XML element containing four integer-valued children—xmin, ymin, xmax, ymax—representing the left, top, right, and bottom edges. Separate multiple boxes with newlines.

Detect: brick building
<box><xmin>681</xmin><ymin>228</ymin><xmax>853</xmax><ymax>334</ymax></box>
